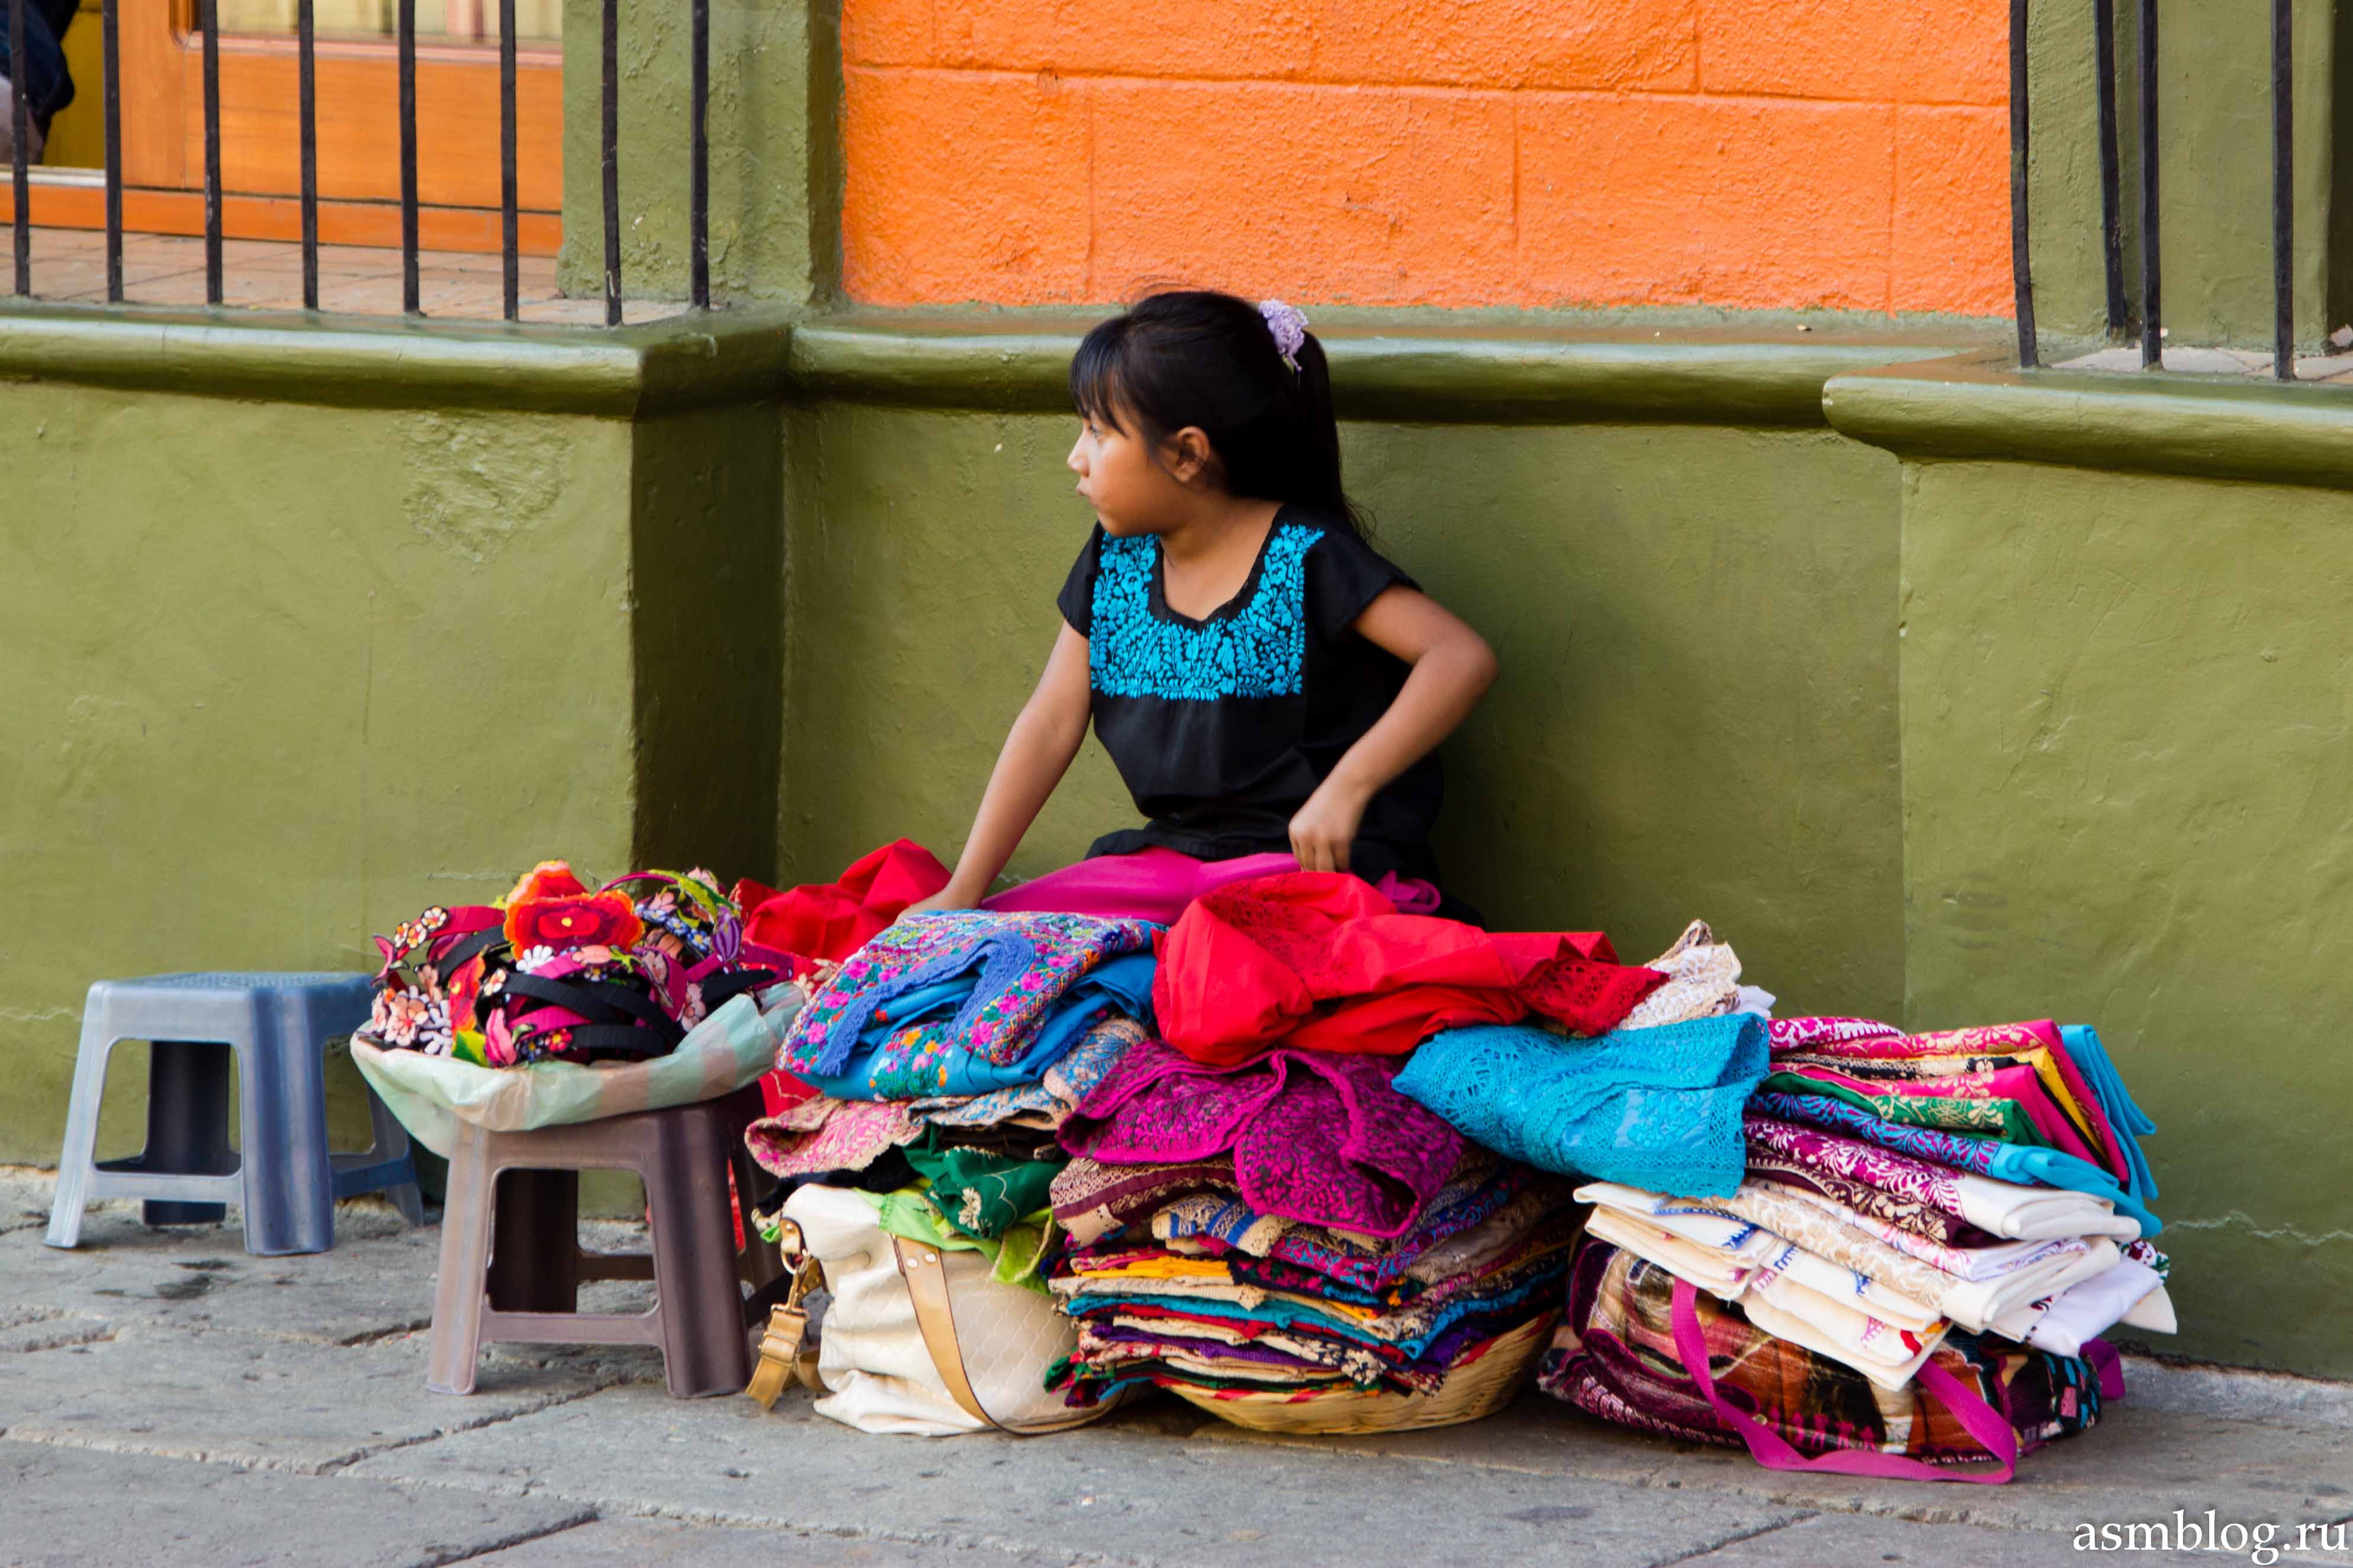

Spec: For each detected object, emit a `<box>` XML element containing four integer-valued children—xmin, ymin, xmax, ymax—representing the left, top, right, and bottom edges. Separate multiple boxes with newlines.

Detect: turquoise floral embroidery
<box><xmin>780</xmin><ymin>910</ymin><xmax>1158</xmax><ymax>1086</ymax></box>
<box><xmin>1090</xmin><ymin>523</ymin><xmax>1316</xmax><ymax>700</ymax></box>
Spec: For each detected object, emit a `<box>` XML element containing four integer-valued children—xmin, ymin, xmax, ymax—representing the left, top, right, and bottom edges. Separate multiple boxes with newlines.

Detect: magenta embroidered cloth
<box><xmin>1057</xmin><ymin>1036</ymin><xmax>1462</xmax><ymax>1239</ymax></box>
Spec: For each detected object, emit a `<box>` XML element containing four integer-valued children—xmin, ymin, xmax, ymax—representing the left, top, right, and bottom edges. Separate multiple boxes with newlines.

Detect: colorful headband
<box><xmin>1259</xmin><ymin>299</ymin><xmax>1308</xmax><ymax>373</ymax></box>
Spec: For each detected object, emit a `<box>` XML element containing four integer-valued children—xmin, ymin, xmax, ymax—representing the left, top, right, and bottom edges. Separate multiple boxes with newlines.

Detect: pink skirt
<box><xmin>979</xmin><ymin>846</ymin><xmax>1441</xmax><ymax>925</ymax></box>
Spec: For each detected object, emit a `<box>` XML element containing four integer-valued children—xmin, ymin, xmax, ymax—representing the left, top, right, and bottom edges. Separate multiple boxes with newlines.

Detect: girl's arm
<box><xmin>1290</xmin><ymin>587</ymin><xmax>1499</xmax><ymax>873</ymax></box>
<box><xmin>908</xmin><ymin>623</ymin><xmax>1096</xmax><ymax>912</ymax></box>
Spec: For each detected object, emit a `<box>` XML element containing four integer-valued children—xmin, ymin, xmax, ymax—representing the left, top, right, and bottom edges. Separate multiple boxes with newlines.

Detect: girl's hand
<box><xmin>1289</xmin><ymin>780</ymin><xmax>1368</xmax><ymax>874</ymax></box>
<box><xmin>899</xmin><ymin>884</ymin><xmax>982</xmax><ymax>920</ymax></box>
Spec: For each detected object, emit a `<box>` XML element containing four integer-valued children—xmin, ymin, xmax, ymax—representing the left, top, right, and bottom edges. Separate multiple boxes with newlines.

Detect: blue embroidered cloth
<box><xmin>780</xmin><ymin>910</ymin><xmax>1159</xmax><ymax>1100</ymax></box>
<box><xmin>1394</xmin><ymin>1013</ymin><xmax>1768</xmax><ymax>1198</ymax></box>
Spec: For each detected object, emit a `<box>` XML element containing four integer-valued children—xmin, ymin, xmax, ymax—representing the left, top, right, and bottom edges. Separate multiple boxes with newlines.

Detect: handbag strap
<box><xmin>1669</xmin><ymin>1279</ymin><xmax>2018</xmax><ymax>1485</ymax></box>
<box><xmin>745</xmin><ymin>1219</ymin><xmax>826</xmax><ymax>1409</ymax></box>
<box><xmin>891</xmin><ymin>1238</ymin><xmax>1100</xmax><ymax>1436</ymax></box>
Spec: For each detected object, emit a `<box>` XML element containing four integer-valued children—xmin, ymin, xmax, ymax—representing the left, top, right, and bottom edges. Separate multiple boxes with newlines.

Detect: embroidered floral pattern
<box><xmin>359</xmin><ymin>862</ymin><xmax>765</xmax><ymax>1070</ymax></box>
<box><xmin>1088</xmin><ymin>523</ymin><xmax>1317</xmax><ymax>700</ymax></box>
<box><xmin>1751</xmin><ymin>1090</ymin><xmax>2009</xmax><ymax>1177</ymax></box>
<box><xmin>1744</xmin><ymin>1115</ymin><xmax>1969</xmax><ymax>1219</ymax></box>
<box><xmin>1061</xmin><ymin>1039</ymin><xmax>1462</xmax><ymax>1239</ymax></box>
<box><xmin>780</xmin><ymin>909</ymin><xmax>1158</xmax><ymax>1080</ymax></box>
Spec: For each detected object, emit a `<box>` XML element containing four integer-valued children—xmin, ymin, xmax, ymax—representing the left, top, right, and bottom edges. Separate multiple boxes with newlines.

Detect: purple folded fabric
<box><xmin>1059</xmin><ymin>1038</ymin><xmax>1462</xmax><ymax>1239</ymax></box>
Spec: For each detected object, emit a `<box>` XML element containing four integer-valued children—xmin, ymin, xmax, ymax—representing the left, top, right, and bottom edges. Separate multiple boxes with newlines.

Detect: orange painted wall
<box><xmin>840</xmin><ymin>1</ymin><xmax>2013</xmax><ymax>315</ymax></box>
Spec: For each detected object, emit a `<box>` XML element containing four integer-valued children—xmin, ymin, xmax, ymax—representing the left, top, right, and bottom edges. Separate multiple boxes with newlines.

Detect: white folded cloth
<box><xmin>1988</xmin><ymin>1257</ymin><xmax>2167</xmax><ymax>1354</ymax></box>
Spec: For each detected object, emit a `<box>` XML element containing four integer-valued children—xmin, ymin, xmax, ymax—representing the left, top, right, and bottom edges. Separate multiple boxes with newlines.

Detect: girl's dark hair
<box><xmin>1069</xmin><ymin>290</ymin><xmax>1362</xmax><ymax>534</ymax></box>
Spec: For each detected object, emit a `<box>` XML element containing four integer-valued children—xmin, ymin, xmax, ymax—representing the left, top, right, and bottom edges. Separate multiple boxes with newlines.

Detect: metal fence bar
<box><xmin>2093</xmin><ymin>0</ymin><xmax>2126</xmax><ymax>337</ymax></box>
<box><xmin>691</xmin><ymin>0</ymin><xmax>709</xmax><ymax>310</ymax></box>
<box><xmin>2008</xmin><ymin>0</ymin><xmax>2037</xmax><ymax>368</ymax></box>
<box><xmin>2137</xmin><ymin>0</ymin><xmax>2161</xmax><ymax>369</ymax></box>
<box><xmin>201</xmin><ymin>0</ymin><xmax>222</xmax><ymax>302</ymax></box>
<box><xmin>399</xmin><ymin>0</ymin><xmax>420</xmax><ymax>313</ymax></box>
<box><xmin>103</xmin><ymin>0</ymin><xmax>122</xmax><ymax>301</ymax></box>
<box><xmin>299</xmin><ymin>0</ymin><xmax>319</xmax><ymax>309</ymax></box>
<box><xmin>601</xmin><ymin>0</ymin><xmax>621</xmax><ymax>326</ymax></box>
<box><xmin>500</xmin><ymin>0</ymin><xmax>519</xmax><ymax>320</ymax></box>
<box><xmin>2272</xmin><ymin>0</ymin><xmax>2294</xmax><ymax>380</ymax></box>
<box><xmin>9</xmin><ymin>0</ymin><xmax>28</xmax><ymax>298</ymax></box>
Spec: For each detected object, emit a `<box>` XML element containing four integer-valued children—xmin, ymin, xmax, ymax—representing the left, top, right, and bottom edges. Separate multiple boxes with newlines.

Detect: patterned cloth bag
<box><xmin>1542</xmin><ymin>1240</ymin><xmax>2119</xmax><ymax>1484</ymax></box>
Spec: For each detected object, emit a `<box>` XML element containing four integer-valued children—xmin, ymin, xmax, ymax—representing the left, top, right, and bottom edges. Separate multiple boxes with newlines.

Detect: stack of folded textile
<box><xmin>1558</xmin><ymin>1014</ymin><xmax>2168</xmax><ymax>1421</ymax></box>
<box><xmin>742</xmin><ymin>909</ymin><xmax>1161</xmax><ymax>1282</ymax></box>
<box><xmin>1046</xmin><ymin>1133</ymin><xmax>1585</xmax><ymax>1427</ymax></box>
<box><xmin>1038</xmin><ymin>872</ymin><xmax>1675</xmax><ymax>1430</ymax></box>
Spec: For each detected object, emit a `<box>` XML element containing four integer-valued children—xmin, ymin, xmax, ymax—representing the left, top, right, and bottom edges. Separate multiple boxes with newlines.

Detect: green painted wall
<box><xmin>2025</xmin><ymin>0</ymin><xmax>2346</xmax><ymax>351</ymax></box>
<box><xmin>557</xmin><ymin>0</ymin><xmax>841</xmax><ymax>307</ymax></box>
<box><xmin>1899</xmin><ymin>456</ymin><xmax>2353</xmax><ymax>1375</ymax></box>
<box><xmin>628</xmin><ymin>401</ymin><xmax>788</xmax><ymax>877</ymax></box>
<box><xmin>776</xmin><ymin>404</ymin><xmax>1908</xmax><ymax>1021</ymax></box>
<box><xmin>0</xmin><ymin>384</ymin><xmax>639</xmax><ymax>1165</ymax></box>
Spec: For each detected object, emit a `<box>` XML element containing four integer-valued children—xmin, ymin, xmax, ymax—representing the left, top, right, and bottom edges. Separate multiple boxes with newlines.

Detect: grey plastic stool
<box><xmin>427</xmin><ymin>1086</ymin><xmax>780</xmax><ymax>1399</ymax></box>
<box><xmin>46</xmin><ymin>973</ymin><xmax>425</xmax><ymax>1256</ymax></box>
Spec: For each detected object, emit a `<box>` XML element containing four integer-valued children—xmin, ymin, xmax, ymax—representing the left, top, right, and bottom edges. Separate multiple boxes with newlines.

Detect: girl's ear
<box><xmin>1163</xmin><ymin>426</ymin><xmax>1217</xmax><ymax>487</ymax></box>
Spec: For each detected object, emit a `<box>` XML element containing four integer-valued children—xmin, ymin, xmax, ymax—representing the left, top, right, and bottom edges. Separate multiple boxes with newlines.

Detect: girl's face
<box><xmin>1068</xmin><ymin>410</ymin><xmax>1202</xmax><ymax>537</ymax></box>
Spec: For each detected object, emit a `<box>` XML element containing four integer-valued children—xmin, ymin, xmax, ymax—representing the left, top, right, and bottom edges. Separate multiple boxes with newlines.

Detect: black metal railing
<box><xmin>2014</xmin><ymin>0</ymin><xmax>2298</xmax><ymax>378</ymax></box>
<box><xmin>6</xmin><ymin>0</ymin><xmax>713</xmax><ymax>324</ymax></box>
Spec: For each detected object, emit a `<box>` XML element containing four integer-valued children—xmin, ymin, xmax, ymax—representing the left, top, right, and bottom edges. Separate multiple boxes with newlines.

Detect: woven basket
<box><xmin>1168</xmin><ymin>1312</ymin><xmax>1557</xmax><ymax>1435</ymax></box>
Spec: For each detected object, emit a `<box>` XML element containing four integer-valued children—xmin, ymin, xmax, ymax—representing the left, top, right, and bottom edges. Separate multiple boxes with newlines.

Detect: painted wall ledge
<box><xmin>787</xmin><ymin>316</ymin><xmax>1988</xmax><ymax>427</ymax></box>
<box><xmin>1825</xmin><ymin>350</ymin><xmax>2353</xmax><ymax>491</ymax></box>
<box><xmin>1</xmin><ymin>295</ymin><xmax>1993</xmax><ymax>427</ymax></box>
<box><xmin>0</xmin><ymin>300</ymin><xmax>793</xmax><ymax>417</ymax></box>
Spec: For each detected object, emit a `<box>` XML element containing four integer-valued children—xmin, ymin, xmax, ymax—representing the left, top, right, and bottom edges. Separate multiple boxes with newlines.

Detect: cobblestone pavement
<box><xmin>4</xmin><ymin>1171</ymin><xmax>2350</xmax><ymax>1568</ymax></box>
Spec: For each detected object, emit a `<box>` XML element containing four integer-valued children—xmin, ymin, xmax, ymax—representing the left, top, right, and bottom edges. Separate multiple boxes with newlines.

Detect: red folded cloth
<box><xmin>1152</xmin><ymin>872</ymin><xmax>1667</xmax><ymax>1066</ymax></box>
<box><xmin>737</xmin><ymin>839</ymin><xmax>953</xmax><ymax>1114</ymax></box>
<box><xmin>738</xmin><ymin>839</ymin><xmax>951</xmax><ymax>969</ymax></box>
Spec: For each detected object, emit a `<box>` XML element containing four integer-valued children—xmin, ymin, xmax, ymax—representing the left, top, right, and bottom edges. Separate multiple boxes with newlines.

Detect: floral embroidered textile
<box><xmin>360</xmin><ymin>862</ymin><xmax>763</xmax><ymax>1069</ymax></box>
<box><xmin>779</xmin><ymin>910</ymin><xmax>1158</xmax><ymax>1099</ymax></box>
<box><xmin>1059</xmin><ymin>1037</ymin><xmax>1462</xmax><ymax>1238</ymax></box>
<box><xmin>1089</xmin><ymin>524</ymin><xmax>1317</xmax><ymax>700</ymax></box>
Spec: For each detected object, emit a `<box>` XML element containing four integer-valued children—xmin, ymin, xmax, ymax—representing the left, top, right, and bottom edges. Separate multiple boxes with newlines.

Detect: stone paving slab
<box><xmin>0</xmin><ymin>1322</ymin><xmax>635</xmax><ymax>1474</ymax></box>
<box><xmin>11</xmin><ymin>1210</ymin><xmax>445</xmax><ymax>1346</ymax></box>
<box><xmin>1197</xmin><ymin>1394</ymin><xmax>2353</xmax><ymax>1541</ymax></box>
<box><xmin>467</xmin><ymin>1518</ymin><xmax>1087</xmax><ymax>1566</ymax></box>
<box><xmin>9</xmin><ymin>1190</ymin><xmax>653</xmax><ymax>1347</ymax></box>
<box><xmin>0</xmin><ymin>1439</ymin><xmax>594</xmax><ymax>1568</ymax></box>
<box><xmin>347</xmin><ymin>1383</ymin><xmax>1808</xmax><ymax>1567</ymax></box>
<box><xmin>1673</xmin><ymin>1509</ymin><xmax>2337</xmax><ymax>1567</ymax></box>
<box><xmin>0</xmin><ymin>1306</ymin><xmax>113</xmax><ymax>1353</ymax></box>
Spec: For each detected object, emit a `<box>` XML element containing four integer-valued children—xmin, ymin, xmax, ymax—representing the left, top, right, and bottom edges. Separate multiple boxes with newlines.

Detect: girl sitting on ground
<box><xmin>908</xmin><ymin>289</ymin><xmax>1499</xmax><ymax>921</ymax></box>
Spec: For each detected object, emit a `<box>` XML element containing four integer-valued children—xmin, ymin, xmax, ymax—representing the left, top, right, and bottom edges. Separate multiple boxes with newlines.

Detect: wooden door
<box><xmin>4</xmin><ymin>0</ymin><xmax>562</xmax><ymax>253</ymax></box>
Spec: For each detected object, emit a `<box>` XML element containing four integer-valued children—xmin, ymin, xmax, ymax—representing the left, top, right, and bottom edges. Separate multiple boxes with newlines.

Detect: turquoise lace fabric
<box><xmin>1394</xmin><ymin>1013</ymin><xmax>1768</xmax><ymax>1199</ymax></box>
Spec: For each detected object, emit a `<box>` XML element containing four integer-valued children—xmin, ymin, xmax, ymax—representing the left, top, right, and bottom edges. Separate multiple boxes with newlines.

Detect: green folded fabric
<box><xmin>904</xmin><ymin>1134</ymin><xmax>1065</xmax><ymax>1241</ymax></box>
<box><xmin>1760</xmin><ymin>1072</ymin><xmax>2046</xmax><ymax>1147</ymax></box>
<box><xmin>857</xmin><ymin>1186</ymin><xmax>1059</xmax><ymax>1296</ymax></box>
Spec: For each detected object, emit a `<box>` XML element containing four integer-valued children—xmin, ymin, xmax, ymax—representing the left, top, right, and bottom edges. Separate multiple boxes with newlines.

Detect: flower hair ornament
<box><xmin>1259</xmin><ymin>298</ymin><xmax>1309</xmax><ymax>373</ymax></box>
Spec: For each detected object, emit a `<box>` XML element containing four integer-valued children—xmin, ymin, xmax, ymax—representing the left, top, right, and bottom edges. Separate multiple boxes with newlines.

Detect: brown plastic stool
<box><xmin>426</xmin><ymin>1086</ymin><xmax>781</xmax><ymax>1399</ymax></box>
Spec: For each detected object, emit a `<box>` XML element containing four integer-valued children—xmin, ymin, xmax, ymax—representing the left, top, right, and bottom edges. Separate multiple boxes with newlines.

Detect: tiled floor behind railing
<box><xmin>9</xmin><ymin>228</ymin><xmax>687</xmax><ymax>324</ymax></box>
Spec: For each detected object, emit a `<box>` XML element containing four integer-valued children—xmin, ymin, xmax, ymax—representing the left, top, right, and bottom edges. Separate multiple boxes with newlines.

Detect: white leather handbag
<box><xmin>745</xmin><ymin>1183</ymin><xmax>1107</xmax><ymax>1437</ymax></box>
